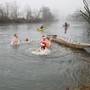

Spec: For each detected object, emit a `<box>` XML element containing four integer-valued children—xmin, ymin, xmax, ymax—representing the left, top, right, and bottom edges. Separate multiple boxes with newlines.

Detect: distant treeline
<box><xmin>67</xmin><ymin>0</ymin><xmax>90</xmax><ymax>25</ymax></box>
<box><xmin>0</xmin><ymin>1</ymin><xmax>59</xmax><ymax>23</ymax></box>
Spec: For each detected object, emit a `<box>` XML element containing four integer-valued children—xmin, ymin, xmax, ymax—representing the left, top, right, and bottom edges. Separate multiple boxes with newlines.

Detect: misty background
<box><xmin>0</xmin><ymin>0</ymin><xmax>84</xmax><ymax>17</ymax></box>
<box><xmin>0</xmin><ymin>0</ymin><xmax>90</xmax><ymax>90</ymax></box>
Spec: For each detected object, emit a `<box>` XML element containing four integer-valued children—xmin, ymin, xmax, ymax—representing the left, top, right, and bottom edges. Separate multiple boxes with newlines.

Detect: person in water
<box><xmin>25</xmin><ymin>38</ymin><xmax>29</xmax><ymax>43</ymax></box>
<box><xmin>45</xmin><ymin>37</ymin><xmax>52</xmax><ymax>48</ymax></box>
<box><xmin>26</xmin><ymin>38</ymin><xmax>28</xmax><ymax>41</ymax></box>
<box><xmin>40</xmin><ymin>35</ymin><xmax>52</xmax><ymax>48</ymax></box>
<box><xmin>40</xmin><ymin>25</ymin><xmax>44</xmax><ymax>29</ymax></box>
<box><xmin>11</xmin><ymin>34</ymin><xmax>20</xmax><ymax>45</ymax></box>
<box><xmin>36</xmin><ymin>41</ymin><xmax>46</xmax><ymax>52</ymax></box>
<box><xmin>63</xmin><ymin>22</ymin><xmax>70</xmax><ymax>34</ymax></box>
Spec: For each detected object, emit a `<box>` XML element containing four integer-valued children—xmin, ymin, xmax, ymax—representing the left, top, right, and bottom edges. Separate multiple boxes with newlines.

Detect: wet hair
<box><xmin>26</xmin><ymin>38</ymin><xmax>28</xmax><ymax>41</ymax></box>
<box><xmin>14</xmin><ymin>34</ymin><xmax>17</xmax><ymax>36</ymax></box>
<box><xmin>14</xmin><ymin>34</ymin><xmax>18</xmax><ymax>38</ymax></box>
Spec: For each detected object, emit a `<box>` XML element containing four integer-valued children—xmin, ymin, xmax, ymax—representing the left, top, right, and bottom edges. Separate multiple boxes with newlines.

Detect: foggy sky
<box><xmin>0</xmin><ymin>0</ymin><xmax>84</xmax><ymax>16</ymax></box>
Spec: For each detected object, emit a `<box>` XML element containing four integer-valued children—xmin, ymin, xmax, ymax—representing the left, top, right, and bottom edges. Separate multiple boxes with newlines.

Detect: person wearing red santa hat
<box><xmin>40</xmin><ymin>35</ymin><xmax>52</xmax><ymax>48</ymax></box>
<box><xmin>39</xmin><ymin>35</ymin><xmax>46</xmax><ymax>45</ymax></box>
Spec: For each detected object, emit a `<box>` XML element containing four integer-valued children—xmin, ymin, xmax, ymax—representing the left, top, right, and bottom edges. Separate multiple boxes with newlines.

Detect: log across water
<box><xmin>47</xmin><ymin>35</ymin><xmax>90</xmax><ymax>49</ymax></box>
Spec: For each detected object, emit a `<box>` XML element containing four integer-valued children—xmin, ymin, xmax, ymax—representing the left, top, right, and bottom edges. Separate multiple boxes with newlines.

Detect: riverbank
<box><xmin>67</xmin><ymin>83</ymin><xmax>90</xmax><ymax>90</ymax></box>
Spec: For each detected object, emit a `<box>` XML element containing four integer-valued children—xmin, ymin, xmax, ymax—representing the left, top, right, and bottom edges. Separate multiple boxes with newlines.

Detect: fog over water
<box><xmin>0</xmin><ymin>0</ymin><xmax>90</xmax><ymax>90</ymax></box>
<box><xmin>0</xmin><ymin>0</ymin><xmax>84</xmax><ymax>16</ymax></box>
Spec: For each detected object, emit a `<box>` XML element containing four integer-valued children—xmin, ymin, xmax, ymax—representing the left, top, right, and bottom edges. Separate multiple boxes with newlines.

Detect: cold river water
<box><xmin>0</xmin><ymin>21</ymin><xmax>90</xmax><ymax>90</ymax></box>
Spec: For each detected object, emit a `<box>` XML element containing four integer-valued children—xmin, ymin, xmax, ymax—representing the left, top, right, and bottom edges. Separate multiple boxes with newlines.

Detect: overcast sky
<box><xmin>0</xmin><ymin>0</ymin><xmax>84</xmax><ymax>16</ymax></box>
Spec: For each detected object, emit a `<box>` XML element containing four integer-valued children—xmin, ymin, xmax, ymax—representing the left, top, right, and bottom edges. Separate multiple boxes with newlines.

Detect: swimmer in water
<box><xmin>40</xmin><ymin>35</ymin><xmax>52</xmax><ymax>48</ymax></box>
<box><xmin>11</xmin><ymin>34</ymin><xmax>20</xmax><ymax>45</ymax></box>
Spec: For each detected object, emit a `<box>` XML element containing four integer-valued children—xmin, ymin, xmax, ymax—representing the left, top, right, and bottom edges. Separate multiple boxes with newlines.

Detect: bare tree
<box><xmin>25</xmin><ymin>5</ymin><xmax>33</xmax><ymax>21</ymax></box>
<box><xmin>10</xmin><ymin>1</ymin><xmax>19</xmax><ymax>20</ymax></box>
<box><xmin>4</xmin><ymin>2</ymin><xmax>10</xmax><ymax>18</ymax></box>
<box><xmin>0</xmin><ymin>4</ymin><xmax>4</xmax><ymax>17</ymax></box>
<box><xmin>24</xmin><ymin>5</ymin><xmax>39</xmax><ymax>22</ymax></box>
<box><xmin>35</xmin><ymin>6</ymin><xmax>43</xmax><ymax>19</ymax></box>
<box><xmin>41</xmin><ymin>6</ymin><xmax>55</xmax><ymax>22</ymax></box>
<box><xmin>66</xmin><ymin>10</ymin><xmax>86</xmax><ymax>22</ymax></box>
<box><xmin>0</xmin><ymin>3</ymin><xmax>10</xmax><ymax>23</ymax></box>
<box><xmin>0</xmin><ymin>4</ymin><xmax>9</xmax><ymax>17</ymax></box>
<box><xmin>0</xmin><ymin>2</ymin><xmax>58</xmax><ymax>23</ymax></box>
<box><xmin>80</xmin><ymin>0</ymin><xmax>90</xmax><ymax>24</ymax></box>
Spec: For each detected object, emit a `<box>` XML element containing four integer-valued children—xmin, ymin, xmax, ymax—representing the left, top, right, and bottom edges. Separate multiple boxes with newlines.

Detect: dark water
<box><xmin>0</xmin><ymin>22</ymin><xmax>90</xmax><ymax>90</ymax></box>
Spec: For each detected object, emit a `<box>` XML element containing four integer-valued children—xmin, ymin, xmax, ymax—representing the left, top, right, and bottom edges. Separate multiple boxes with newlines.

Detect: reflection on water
<box><xmin>0</xmin><ymin>22</ymin><xmax>90</xmax><ymax>90</ymax></box>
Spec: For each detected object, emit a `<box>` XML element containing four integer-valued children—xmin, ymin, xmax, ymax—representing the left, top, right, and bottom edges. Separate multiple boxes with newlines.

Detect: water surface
<box><xmin>0</xmin><ymin>22</ymin><xmax>90</xmax><ymax>90</ymax></box>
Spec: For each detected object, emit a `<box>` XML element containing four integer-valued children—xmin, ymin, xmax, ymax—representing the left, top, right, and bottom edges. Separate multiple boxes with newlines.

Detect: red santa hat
<box><xmin>42</xmin><ymin>35</ymin><xmax>46</xmax><ymax>39</ymax></box>
<box><xmin>40</xmin><ymin>41</ymin><xmax>46</xmax><ymax>47</ymax></box>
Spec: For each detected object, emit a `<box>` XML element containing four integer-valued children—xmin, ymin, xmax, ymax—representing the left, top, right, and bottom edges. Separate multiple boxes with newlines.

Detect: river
<box><xmin>0</xmin><ymin>22</ymin><xmax>90</xmax><ymax>90</ymax></box>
